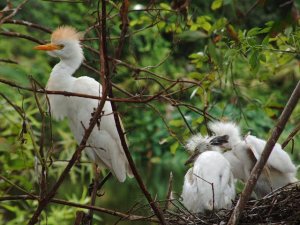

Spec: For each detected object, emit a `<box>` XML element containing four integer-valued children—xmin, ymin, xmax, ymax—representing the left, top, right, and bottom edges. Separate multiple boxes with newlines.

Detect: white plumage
<box><xmin>209</xmin><ymin>121</ymin><xmax>297</xmax><ymax>198</ymax></box>
<box><xmin>181</xmin><ymin>151</ymin><xmax>235</xmax><ymax>213</ymax></box>
<box><xmin>35</xmin><ymin>26</ymin><xmax>132</xmax><ymax>182</ymax></box>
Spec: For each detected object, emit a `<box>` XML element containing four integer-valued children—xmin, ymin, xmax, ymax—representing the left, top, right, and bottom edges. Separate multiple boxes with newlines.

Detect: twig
<box><xmin>0</xmin><ymin>175</ymin><xmax>37</xmax><ymax>199</ymax></box>
<box><xmin>164</xmin><ymin>172</ymin><xmax>173</xmax><ymax>210</ymax></box>
<box><xmin>0</xmin><ymin>77</ymin><xmax>183</xmax><ymax>104</ymax></box>
<box><xmin>30</xmin><ymin>79</ymin><xmax>48</xmax><ymax>198</ymax></box>
<box><xmin>88</xmin><ymin>164</ymin><xmax>100</xmax><ymax>225</ymax></box>
<box><xmin>0</xmin><ymin>31</ymin><xmax>44</xmax><ymax>44</ymax></box>
<box><xmin>193</xmin><ymin>173</ymin><xmax>215</xmax><ymax>212</ymax></box>
<box><xmin>227</xmin><ymin>81</ymin><xmax>300</xmax><ymax>225</ymax></box>
<box><xmin>0</xmin><ymin>0</ymin><xmax>29</xmax><ymax>24</ymax></box>
<box><xmin>0</xmin><ymin>58</ymin><xmax>18</xmax><ymax>64</ymax></box>
<box><xmin>282</xmin><ymin>122</ymin><xmax>300</xmax><ymax>149</ymax></box>
<box><xmin>97</xmin><ymin>172</ymin><xmax>112</xmax><ymax>190</ymax></box>
<box><xmin>4</xmin><ymin>19</ymin><xmax>52</xmax><ymax>33</ymax></box>
<box><xmin>0</xmin><ymin>195</ymin><xmax>159</xmax><ymax>223</ymax></box>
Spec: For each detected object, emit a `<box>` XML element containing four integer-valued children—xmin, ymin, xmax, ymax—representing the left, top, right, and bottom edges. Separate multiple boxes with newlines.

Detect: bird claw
<box><xmin>88</xmin><ymin>179</ymin><xmax>106</xmax><ymax>197</ymax></box>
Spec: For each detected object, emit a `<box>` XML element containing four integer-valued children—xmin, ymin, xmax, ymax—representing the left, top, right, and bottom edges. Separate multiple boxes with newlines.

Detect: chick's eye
<box><xmin>57</xmin><ymin>44</ymin><xmax>64</xmax><ymax>49</ymax></box>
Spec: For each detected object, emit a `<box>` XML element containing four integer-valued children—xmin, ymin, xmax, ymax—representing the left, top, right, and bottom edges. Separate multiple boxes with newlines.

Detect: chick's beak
<box><xmin>34</xmin><ymin>43</ymin><xmax>62</xmax><ymax>51</ymax></box>
<box><xmin>209</xmin><ymin>135</ymin><xmax>229</xmax><ymax>146</ymax></box>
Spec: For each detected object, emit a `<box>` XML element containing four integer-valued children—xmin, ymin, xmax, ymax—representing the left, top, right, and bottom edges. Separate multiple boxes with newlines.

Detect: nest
<box><xmin>164</xmin><ymin>182</ymin><xmax>300</xmax><ymax>225</ymax></box>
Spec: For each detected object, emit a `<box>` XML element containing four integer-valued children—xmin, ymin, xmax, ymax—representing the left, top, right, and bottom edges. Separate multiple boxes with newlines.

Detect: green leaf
<box><xmin>169</xmin><ymin>119</ymin><xmax>184</xmax><ymax>127</ymax></box>
<box><xmin>170</xmin><ymin>142</ymin><xmax>179</xmax><ymax>155</ymax></box>
<box><xmin>247</xmin><ymin>27</ymin><xmax>261</xmax><ymax>37</ymax></box>
<box><xmin>211</xmin><ymin>0</ymin><xmax>223</xmax><ymax>10</ymax></box>
<box><xmin>188</xmin><ymin>72</ymin><xmax>204</xmax><ymax>79</ymax></box>
<box><xmin>160</xmin><ymin>3</ymin><xmax>171</xmax><ymax>10</ymax></box>
<box><xmin>249</xmin><ymin>50</ymin><xmax>259</xmax><ymax>69</ymax></box>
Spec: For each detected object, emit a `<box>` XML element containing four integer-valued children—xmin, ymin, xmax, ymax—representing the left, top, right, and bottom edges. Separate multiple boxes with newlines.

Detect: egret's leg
<box><xmin>88</xmin><ymin>164</ymin><xmax>100</xmax><ymax>224</ymax></box>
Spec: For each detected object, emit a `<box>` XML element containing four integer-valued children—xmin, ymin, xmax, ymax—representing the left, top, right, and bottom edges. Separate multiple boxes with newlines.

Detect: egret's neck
<box><xmin>50</xmin><ymin>56</ymin><xmax>82</xmax><ymax>78</ymax></box>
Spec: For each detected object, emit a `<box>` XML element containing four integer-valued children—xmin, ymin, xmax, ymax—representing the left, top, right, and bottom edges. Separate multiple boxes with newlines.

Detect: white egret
<box><xmin>182</xmin><ymin>150</ymin><xmax>235</xmax><ymax>213</ymax></box>
<box><xmin>34</xmin><ymin>26</ymin><xmax>132</xmax><ymax>182</ymax></box>
<box><xmin>209</xmin><ymin>121</ymin><xmax>297</xmax><ymax>198</ymax></box>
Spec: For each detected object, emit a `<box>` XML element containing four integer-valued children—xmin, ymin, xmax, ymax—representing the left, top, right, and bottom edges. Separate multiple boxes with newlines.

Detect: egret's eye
<box><xmin>57</xmin><ymin>44</ymin><xmax>64</xmax><ymax>49</ymax></box>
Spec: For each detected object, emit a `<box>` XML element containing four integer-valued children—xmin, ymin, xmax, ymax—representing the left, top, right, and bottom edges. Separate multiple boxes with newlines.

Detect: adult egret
<box><xmin>209</xmin><ymin>121</ymin><xmax>297</xmax><ymax>198</ymax></box>
<box><xmin>182</xmin><ymin>150</ymin><xmax>235</xmax><ymax>213</ymax></box>
<box><xmin>34</xmin><ymin>26</ymin><xmax>132</xmax><ymax>182</ymax></box>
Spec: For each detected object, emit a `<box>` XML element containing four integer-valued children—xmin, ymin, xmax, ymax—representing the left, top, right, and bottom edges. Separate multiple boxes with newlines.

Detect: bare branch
<box><xmin>4</xmin><ymin>19</ymin><xmax>52</xmax><ymax>33</ymax></box>
<box><xmin>282</xmin><ymin>122</ymin><xmax>300</xmax><ymax>149</ymax></box>
<box><xmin>0</xmin><ymin>195</ymin><xmax>159</xmax><ymax>223</ymax></box>
<box><xmin>0</xmin><ymin>0</ymin><xmax>29</xmax><ymax>24</ymax></box>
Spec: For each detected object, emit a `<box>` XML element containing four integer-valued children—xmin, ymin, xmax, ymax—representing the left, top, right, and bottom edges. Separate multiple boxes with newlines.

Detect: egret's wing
<box><xmin>245</xmin><ymin>135</ymin><xmax>296</xmax><ymax>174</ymax></box>
<box><xmin>68</xmin><ymin>76</ymin><xmax>130</xmax><ymax>182</ymax></box>
<box><xmin>181</xmin><ymin>168</ymin><xmax>201</xmax><ymax>212</ymax></box>
<box><xmin>224</xmin><ymin>151</ymin><xmax>247</xmax><ymax>181</ymax></box>
<box><xmin>193</xmin><ymin>151</ymin><xmax>235</xmax><ymax>210</ymax></box>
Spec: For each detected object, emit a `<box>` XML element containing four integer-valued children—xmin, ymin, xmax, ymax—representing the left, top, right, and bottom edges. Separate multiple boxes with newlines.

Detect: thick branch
<box><xmin>104</xmin><ymin>1</ymin><xmax>167</xmax><ymax>224</ymax></box>
<box><xmin>227</xmin><ymin>81</ymin><xmax>300</xmax><ymax>225</ymax></box>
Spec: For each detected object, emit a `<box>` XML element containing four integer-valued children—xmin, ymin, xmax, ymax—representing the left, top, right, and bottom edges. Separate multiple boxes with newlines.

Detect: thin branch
<box><xmin>0</xmin><ymin>175</ymin><xmax>37</xmax><ymax>199</ymax></box>
<box><xmin>193</xmin><ymin>173</ymin><xmax>215</xmax><ymax>212</ymax></box>
<box><xmin>0</xmin><ymin>77</ymin><xmax>183</xmax><ymax>104</ymax></box>
<box><xmin>282</xmin><ymin>122</ymin><xmax>300</xmax><ymax>149</ymax></box>
<box><xmin>164</xmin><ymin>172</ymin><xmax>173</xmax><ymax>210</ymax></box>
<box><xmin>4</xmin><ymin>19</ymin><xmax>52</xmax><ymax>33</ymax></box>
<box><xmin>0</xmin><ymin>58</ymin><xmax>18</xmax><ymax>64</ymax></box>
<box><xmin>0</xmin><ymin>0</ymin><xmax>29</xmax><ymax>24</ymax></box>
<box><xmin>0</xmin><ymin>31</ymin><xmax>44</xmax><ymax>44</ymax></box>
<box><xmin>0</xmin><ymin>195</ymin><xmax>158</xmax><ymax>223</ymax></box>
<box><xmin>30</xmin><ymin>79</ymin><xmax>48</xmax><ymax>198</ymax></box>
<box><xmin>227</xmin><ymin>81</ymin><xmax>300</xmax><ymax>225</ymax></box>
<box><xmin>88</xmin><ymin>165</ymin><xmax>100</xmax><ymax>224</ymax></box>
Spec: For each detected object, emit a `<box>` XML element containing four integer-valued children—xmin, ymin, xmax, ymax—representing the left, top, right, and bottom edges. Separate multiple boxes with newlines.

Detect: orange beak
<box><xmin>34</xmin><ymin>43</ymin><xmax>63</xmax><ymax>51</ymax></box>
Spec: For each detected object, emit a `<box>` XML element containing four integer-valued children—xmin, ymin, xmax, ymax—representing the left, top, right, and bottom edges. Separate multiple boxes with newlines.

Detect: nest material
<box><xmin>164</xmin><ymin>182</ymin><xmax>300</xmax><ymax>225</ymax></box>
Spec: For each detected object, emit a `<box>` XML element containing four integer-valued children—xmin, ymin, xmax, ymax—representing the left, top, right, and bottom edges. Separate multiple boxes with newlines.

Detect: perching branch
<box><xmin>227</xmin><ymin>80</ymin><xmax>300</xmax><ymax>225</ymax></box>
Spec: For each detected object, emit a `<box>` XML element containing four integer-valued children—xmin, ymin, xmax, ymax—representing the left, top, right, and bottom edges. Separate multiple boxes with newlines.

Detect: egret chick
<box><xmin>209</xmin><ymin>121</ymin><xmax>297</xmax><ymax>198</ymax></box>
<box><xmin>34</xmin><ymin>26</ymin><xmax>132</xmax><ymax>182</ymax></box>
<box><xmin>182</xmin><ymin>150</ymin><xmax>235</xmax><ymax>213</ymax></box>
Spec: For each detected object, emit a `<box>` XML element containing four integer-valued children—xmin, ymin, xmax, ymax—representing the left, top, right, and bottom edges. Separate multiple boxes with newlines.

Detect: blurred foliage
<box><xmin>0</xmin><ymin>0</ymin><xmax>299</xmax><ymax>224</ymax></box>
